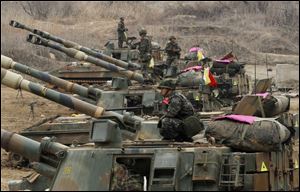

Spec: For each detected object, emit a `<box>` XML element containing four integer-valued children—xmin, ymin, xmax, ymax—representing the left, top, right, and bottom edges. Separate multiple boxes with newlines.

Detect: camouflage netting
<box><xmin>205</xmin><ymin>119</ymin><xmax>291</xmax><ymax>152</ymax></box>
<box><xmin>177</xmin><ymin>70</ymin><xmax>202</xmax><ymax>87</ymax></box>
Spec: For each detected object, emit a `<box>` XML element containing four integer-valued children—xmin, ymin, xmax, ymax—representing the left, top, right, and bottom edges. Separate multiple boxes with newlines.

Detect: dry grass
<box><xmin>1</xmin><ymin>1</ymin><xmax>299</xmax><ymax>68</ymax></box>
<box><xmin>0</xmin><ymin>3</ymin><xmax>299</xmax><ymax>190</ymax></box>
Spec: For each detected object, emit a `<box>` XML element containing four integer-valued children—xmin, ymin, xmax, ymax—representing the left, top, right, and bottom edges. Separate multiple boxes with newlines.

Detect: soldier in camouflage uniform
<box><xmin>117</xmin><ymin>17</ymin><xmax>128</xmax><ymax>48</ymax></box>
<box><xmin>111</xmin><ymin>162</ymin><xmax>143</xmax><ymax>191</ymax></box>
<box><xmin>134</xmin><ymin>29</ymin><xmax>153</xmax><ymax>81</ymax></box>
<box><xmin>157</xmin><ymin>79</ymin><xmax>195</xmax><ymax>141</ymax></box>
<box><xmin>164</xmin><ymin>36</ymin><xmax>181</xmax><ymax>76</ymax></box>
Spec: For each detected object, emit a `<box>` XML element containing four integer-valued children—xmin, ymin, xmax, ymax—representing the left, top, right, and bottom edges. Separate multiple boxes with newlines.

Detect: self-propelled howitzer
<box><xmin>2</xmin><ymin>127</ymin><xmax>299</xmax><ymax>191</ymax></box>
<box><xmin>26</xmin><ymin>34</ymin><xmax>144</xmax><ymax>83</ymax></box>
<box><xmin>1</xmin><ymin>129</ymin><xmax>68</xmax><ymax>169</ymax></box>
<box><xmin>1</xmin><ymin>55</ymin><xmax>102</xmax><ymax>102</ymax></box>
<box><xmin>1</xmin><ymin>55</ymin><xmax>160</xmax><ymax>116</ymax></box>
<box><xmin>1</xmin><ymin>68</ymin><xmax>144</xmax><ymax>127</ymax></box>
<box><xmin>1</xmin><ymin>66</ymin><xmax>158</xmax><ymax>169</ymax></box>
<box><xmin>9</xmin><ymin>20</ymin><xmax>141</xmax><ymax>70</ymax></box>
<box><xmin>1</xmin><ymin>67</ymin><xmax>105</xmax><ymax>118</ymax></box>
<box><xmin>1</xmin><ymin>69</ymin><xmax>299</xmax><ymax>191</ymax></box>
<box><xmin>1</xmin><ymin>128</ymin><xmax>69</xmax><ymax>190</ymax></box>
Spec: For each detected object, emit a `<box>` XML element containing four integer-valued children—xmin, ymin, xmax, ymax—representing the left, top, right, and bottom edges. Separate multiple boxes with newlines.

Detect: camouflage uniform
<box><xmin>135</xmin><ymin>31</ymin><xmax>152</xmax><ymax>80</ymax></box>
<box><xmin>160</xmin><ymin>92</ymin><xmax>195</xmax><ymax>141</ymax></box>
<box><xmin>164</xmin><ymin>38</ymin><xmax>181</xmax><ymax>68</ymax></box>
<box><xmin>117</xmin><ymin>18</ymin><xmax>127</xmax><ymax>48</ymax></box>
<box><xmin>111</xmin><ymin>163</ymin><xmax>143</xmax><ymax>191</ymax></box>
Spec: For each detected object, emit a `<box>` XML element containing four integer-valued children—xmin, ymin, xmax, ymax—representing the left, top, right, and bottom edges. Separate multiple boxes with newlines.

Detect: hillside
<box><xmin>1</xmin><ymin>2</ymin><xmax>299</xmax><ymax>190</ymax></box>
<box><xmin>1</xmin><ymin>1</ymin><xmax>299</xmax><ymax>71</ymax></box>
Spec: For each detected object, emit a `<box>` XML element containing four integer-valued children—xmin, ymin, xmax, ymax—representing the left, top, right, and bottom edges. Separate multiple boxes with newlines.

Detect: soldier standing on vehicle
<box><xmin>164</xmin><ymin>36</ymin><xmax>181</xmax><ymax>76</ymax></box>
<box><xmin>117</xmin><ymin>17</ymin><xmax>128</xmax><ymax>48</ymax></box>
<box><xmin>157</xmin><ymin>79</ymin><xmax>195</xmax><ymax>142</ymax></box>
<box><xmin>134</xmin><ymin>29</ymin><xmax>153</xmax><ymax>81</ymax></box>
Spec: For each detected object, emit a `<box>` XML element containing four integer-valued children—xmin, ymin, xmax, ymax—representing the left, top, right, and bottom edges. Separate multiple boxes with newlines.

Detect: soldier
<box><xmin>111</xmin><ymin>162</ymin><xmax>143</xmax><ymax>191</ymax></box>
<box><xmin>117</xmin><ymin>17</ymin><xmax>128</xmax><ymax>48</ymax></box>
<box><xmin>164</xmin><ymin>36</ymin><xmax>181</xmax><ymax>76</ymax></box>
<box><xmin>134</xmin><ymin>29</ymin><xmax>153</xmax><ymax>81</ymax></box>
<box><xmin>157</xmin><ymin>79</ymin><xmax>195</xmax><ymax>142</ymax></box>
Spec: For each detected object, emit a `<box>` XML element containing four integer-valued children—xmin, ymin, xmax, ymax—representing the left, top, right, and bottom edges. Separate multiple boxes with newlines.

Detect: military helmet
<box><xmin>169</xmin><ymin>36</ymin><xmax>176</xmax><ymax>40</ymax></box>
<box><xmin>157</xmin><ymin>79</ymin><xmax>176</xmax><ymax>90</ymax></box>
<box><xmin>139</xmin><ymin>29</ymin><xmax>147</xmax><ymax>36</ymax></box>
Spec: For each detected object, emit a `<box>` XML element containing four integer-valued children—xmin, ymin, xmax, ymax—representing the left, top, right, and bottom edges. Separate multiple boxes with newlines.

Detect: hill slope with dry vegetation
<box><xmin>1</xmin><ymin>1</ymin><xmax>299</xmax><ymax>70</ymax></box>
<box><xmin>1</xmin><ymin>2</ymin><xmax>299</xmax><ymax>190</ymax></box>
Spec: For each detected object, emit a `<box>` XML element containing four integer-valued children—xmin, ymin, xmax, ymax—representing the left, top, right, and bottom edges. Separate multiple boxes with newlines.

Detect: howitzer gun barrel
<box><xmin>33</xmin><ymin>30</ymin><xmax>141</xmax><ymax>70</ymax></box>
<box><xmin>9</xmin><ymin>20</ymin><xmax>35</xmax><ymax>33</ymax></box>
<box><xmin>26</xmin><ymin>34</ymin><xmax>144</xmax><ymax>83</ymax></box>
<box><xmin>10</xmin><ymin>20</ymin><xmax>141</xmax><ymax>70</ymax></box>
<box><xmin>1</xmin><ymin>68</ymin><xmax>144</xmax><ymax>127</ymax></box>
<box><xmin>1</xmin><ymin>129</ymin><xmax>68</xmax><ymax>162</ymax></box>
<box><xmin>102</xmin><ymin>111</ymin><xmax>144</xmax><ymax>128</ymax></box>
<box><xmin>1</xmin><ymin>68</ymin><xmax>105</xmax><ymax>118</ymax></box>
<box><xmin>1</xmin><ymin>55</ymin><xmax>102</xmax><ymax>101</ymax></box>
<box><xmin>1</xmin><ymin>129</ymin><xmax>40</xmax><ymax>162</ymax></box>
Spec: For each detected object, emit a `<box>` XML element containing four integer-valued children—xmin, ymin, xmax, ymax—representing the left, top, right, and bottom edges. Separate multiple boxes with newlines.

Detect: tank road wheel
<box><xmin>8</xmin><ymin>152</ymin><xmax>29</xmax><ymax>167</ymax></box>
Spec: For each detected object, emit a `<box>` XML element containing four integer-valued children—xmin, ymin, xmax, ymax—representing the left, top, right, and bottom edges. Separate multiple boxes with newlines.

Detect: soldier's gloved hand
<box><xmin>149</xmin><ymin>58</ymin><xmax>154</xmax><ymax>68</ymax></box>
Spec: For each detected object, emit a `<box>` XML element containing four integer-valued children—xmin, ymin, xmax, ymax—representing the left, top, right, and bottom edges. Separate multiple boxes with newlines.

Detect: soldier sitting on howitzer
<box><xmin>164</xmin><ymin>36</ymin><xmax>181</xmax><ymax>77</ymax></box>
<box><xmin>117</xmin><ymin>17</ymin><xmax>128</xmax><ymax>48</ymax></box>
<box><xmin>157</xmin><ymin>79</ymin><xmax>203</xmax><ymax>142</ymax></box>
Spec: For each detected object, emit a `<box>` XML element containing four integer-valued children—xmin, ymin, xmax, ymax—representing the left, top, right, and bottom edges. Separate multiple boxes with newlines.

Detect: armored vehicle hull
<box><xmin>1</xmin><ymin>59</ymin><xmax>299</xmax><ymax>191</ymax></box>
<box><xmin>2</xmin><ymin>129</ymin><xmax>299</xmax><ymax>191</ymax></box>
<box><xmin>49</xmin><ymin>65</ymin><xmax>132</xmax><ymax>85</ymax></box>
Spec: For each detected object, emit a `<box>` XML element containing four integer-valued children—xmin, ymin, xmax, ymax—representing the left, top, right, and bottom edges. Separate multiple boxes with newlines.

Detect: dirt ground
<box><xmin>1</xmin><ymin>64</ymin><xmax>299</xmax><ymax>191</ymax></box>
<box><xmin>1</xmin><ymin>85</ymin><xmax>73</xmax><ymax>191</ymax></box>
<box><xmin>1</xmin><ymin>2</ymin><xmax>299</xmax><ymax>190</ymax></box>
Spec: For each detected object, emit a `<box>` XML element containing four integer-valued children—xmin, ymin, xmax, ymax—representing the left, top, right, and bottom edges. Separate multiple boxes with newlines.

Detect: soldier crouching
<box><xmin>157</xmin><ymin>79</ymin><xmax>200</xmax><ymax>142</ymax></box>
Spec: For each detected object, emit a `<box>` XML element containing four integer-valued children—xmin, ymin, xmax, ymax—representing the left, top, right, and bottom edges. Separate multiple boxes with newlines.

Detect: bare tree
<box><xmin>18</xmin><ymin>1</ymin><xmax>53</xmax><ymax>20</ymax></box>
<box><xmin>17</xmin><ymin>1</ymin><xmax>80</xmax><ymax>20</ymax></box>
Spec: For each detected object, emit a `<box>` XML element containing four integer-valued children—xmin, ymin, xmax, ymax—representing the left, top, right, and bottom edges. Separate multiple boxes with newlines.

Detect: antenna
<box><xmin>265</xmin><ymin>54</ymin><xmax>269</xmax><ymax>78</ymax></box>
<box><xmin>231</xmin><ymin>39</ymin><xmax>239</xmax><ymax>62</ymax></box>
<box><xmin>254</xmin><ymin>55</ymin><xmax>257</xmax><ymax>94</ymax></box>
